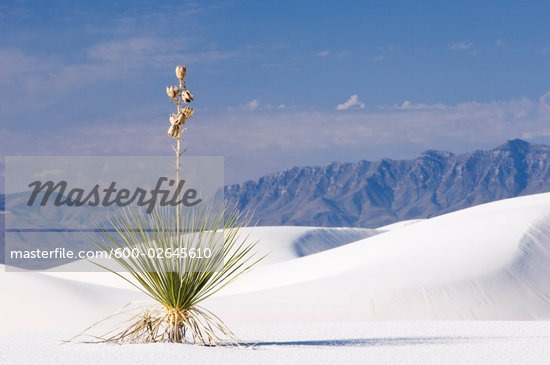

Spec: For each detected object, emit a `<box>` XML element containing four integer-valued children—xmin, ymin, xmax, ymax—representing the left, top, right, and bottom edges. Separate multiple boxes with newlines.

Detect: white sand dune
<box><xmin>0</xmin><ymin>267</ymin><xmax>144</xmax><ymax>332</ymax></box>
<box><xmin>36</xmin><ymin>225</ymin><xmax>381</xmax><ymax>289</ymax></box>
<box><xmin>0</xmin><ymin>225</ymin><xmax>383</xmax><ymax>331</ymax></box>
<box><xmin>206</xmin><ymin>193</ymin><xmax>550</xmax><ymax>322</ymax></box>
<box><xmin>2</xmin><ymin>194</ymin><xmax>550</xmax><ymax>364</ymax></box>
<box><xmin>2</xmin><ymin>193</ymin><xmax>550</xmax><ymax>333</ymax></box>
<box><xmin>226</xmin><ymin>225</ymin><xmax>382</xmax><ymax>264</ymax></box>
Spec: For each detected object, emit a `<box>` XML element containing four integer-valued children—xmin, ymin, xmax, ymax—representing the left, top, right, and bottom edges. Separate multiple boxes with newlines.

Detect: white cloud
<box><xmin>0</xmin><ymin>38</ymin><xmax>234</xmax><ymax>103</ymax></box>
<box><xmin>243</xmin><ymin>99</ymin><xmax>259</xmax><ymax>111</ymax></box>
<box><xmin>316</xmin><ymin>50</ymin><xmax>330</xmax><ymax>57</ymax></box>
<box><xmin>336</xmin><ymin>94</ymin><xmax>365</xmax><ymax>110</ymax></box>
<box><xmin>496</xmin><ymin>39</ymin><xmax>505</xmax><ymax>47</ymax></box>
<box><xmin>86</xmin><ymin>37</ymin><xmax>168</xmax><ymax>62</ymax></box>
<box><xmin>4</xmin><ymin>92</ymin><xmax>550</xmax><ymax>185</ymax></box>
<box><xmin>227</xmin><ymin>98</ymin><xmax>269</xmax><ymax>111</ymax></box>
<box><xmin>372</xmin><ymin>46</ymin><xmax>395</xmax><ymax>62</ymax></box>
<box><xmin>394</xmin><ymin>100</ymin><xmax>446</xmax><ymax>110</ymax></box>
<box><xmin>449</xmin><ymin>41</ymin><xmax>473</xmax><ymax>51</ymax></box>
<box><xmin>336</xmin><ymin>50</ymin><xmax>351</xmax><ymax>59</ymax></box>
<box><xmin>540</xmin><ymin>91</ymin><xmax>550</xmax><ymax>107</ymax></box>
<box><xmin>87</xmin><ymin>37</ymin><xmax>233</xmax><ymax>65</ymax></box>
<box><xmin>277</xmin><ymin>104</ymin><xmax>286</xmax><ymax>109</ymax></box>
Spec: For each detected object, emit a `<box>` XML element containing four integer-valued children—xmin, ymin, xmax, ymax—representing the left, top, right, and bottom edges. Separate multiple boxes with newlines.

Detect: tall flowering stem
<box><xmin>166</xmin><ymin>66</ymin><xmax>194</xmax><ymax>237</ymax></box>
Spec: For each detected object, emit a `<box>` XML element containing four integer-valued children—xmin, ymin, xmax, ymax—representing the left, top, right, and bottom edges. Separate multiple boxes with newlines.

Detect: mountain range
<box><xmin>2</xmin><ymin>139</ymin><xmax>550</xmax><ymax>233</ymax></box>
<box><xmin>224</xmin><ymin>139</ymin><xmax>550</xmax><ymax>227</ymax></box>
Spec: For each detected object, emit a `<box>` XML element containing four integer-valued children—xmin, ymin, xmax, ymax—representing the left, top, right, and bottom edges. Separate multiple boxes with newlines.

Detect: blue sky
<box><xmin>1</xmin><ymin>0</ymin><xmax>550</xmax><ymax>185</ymax></box>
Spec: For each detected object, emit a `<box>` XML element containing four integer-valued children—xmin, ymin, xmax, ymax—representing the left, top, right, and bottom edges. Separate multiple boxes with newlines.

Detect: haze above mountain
<box><xmin>225</xmin><ymin>139</ymin><xmax>550</xmax><ymax>227</ymax></box>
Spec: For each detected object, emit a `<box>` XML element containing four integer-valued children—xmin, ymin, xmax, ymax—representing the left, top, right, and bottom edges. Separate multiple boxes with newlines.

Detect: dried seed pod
<box><xmin>166</xmin><ymin>86</ymin><xmax>179</xmax><ymax>99</ymax></box>
<box><xmin>170</xmin><ymin>111</ymin><xmax>186</xmax><ymax>126</ymax></box>
<box><xmin>168</xmin><ymin>124</ymin><xmax>180</xmax><ymax>138</ymax></box>
<box><xmin>181</xmin><ymin>89</ymin><xmax>194</xmax><ymax>103</ymax></box>
<box><xmin>182</xmin><ymin>106</ymin><xmax>194</xmax><ymax>119</ymax></box>
<box><xmin>175</xmin><ymin>65</ymin><xmax>187</xmax><ymax>81</ymax></box>
<box><xmin>176</xmin><ymin>111</ymin><xmax>185</xmax><ymax>125</ymax></box>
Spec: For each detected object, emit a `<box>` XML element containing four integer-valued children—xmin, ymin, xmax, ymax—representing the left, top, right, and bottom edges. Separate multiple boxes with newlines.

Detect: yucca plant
<box><xmin>77</xmin><ymin>204</ymin><xmax>260</xmax><ymax>345</ymax></box>
<box><xmin>73</xmin><ymin>66</ymin><xmax>262</xmax><ymax>345</ymax></box>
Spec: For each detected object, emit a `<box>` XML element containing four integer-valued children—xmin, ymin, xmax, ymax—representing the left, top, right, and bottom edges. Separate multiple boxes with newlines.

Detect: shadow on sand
<box><xmin>238</xmin><ymin>336</ymin><xmax>497</xmax><ymax>348</ymax></box>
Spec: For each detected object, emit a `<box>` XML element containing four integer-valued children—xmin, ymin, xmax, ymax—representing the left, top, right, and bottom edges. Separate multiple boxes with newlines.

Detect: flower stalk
<box><xmin>167</xmin><ymin>65</ymin><xmax>194</xmax><ymax>238</ymax></box>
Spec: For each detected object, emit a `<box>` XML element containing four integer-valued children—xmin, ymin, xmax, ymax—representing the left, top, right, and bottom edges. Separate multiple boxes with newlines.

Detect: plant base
<box><xmin>71</xmin><ymin>301</ymin><xmax>238</xmax><ymax>346</ymax></box>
